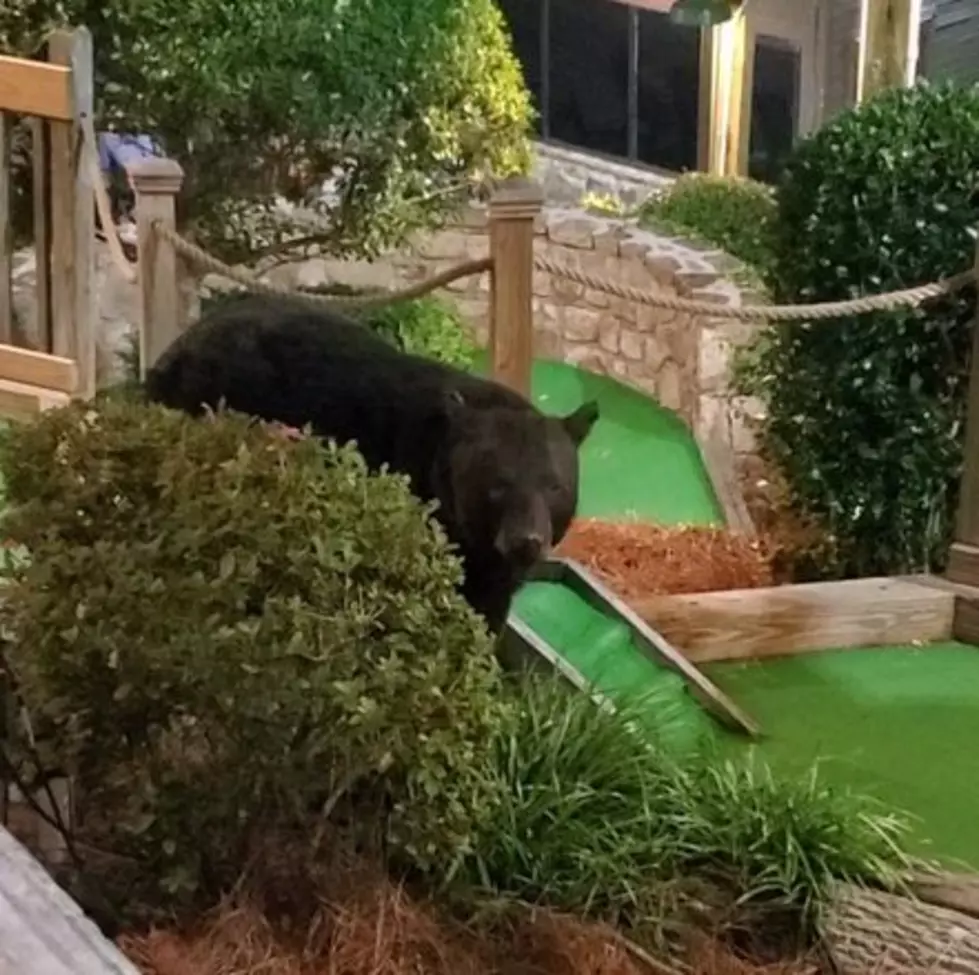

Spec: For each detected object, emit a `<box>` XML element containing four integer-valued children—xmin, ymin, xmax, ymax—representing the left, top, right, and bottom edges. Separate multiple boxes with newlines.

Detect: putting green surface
<box><xmin>479</xmin><ymin>355</ymin><xmax>977</xmax><ymax>867</ymax></box>
<box><xmin>705</xmin><ymin>644</ymin><xmax>979</xmax><ymax>869</ymax></box>
<box><xmin>475</xmin><ymin>355</ymin><xmax>724</xmax><ymax>525</ymax></box>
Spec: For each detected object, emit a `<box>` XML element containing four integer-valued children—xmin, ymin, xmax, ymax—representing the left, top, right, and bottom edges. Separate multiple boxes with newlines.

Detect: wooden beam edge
<box><xmin>632</xmin><ymin>576</ymin><xmax>956</xmax><ymax>663</ymax></box>
<box><xmin>0</xmin><ymin>55</ymin><xmax>74</xmax><ymax>121</ymax></box>
<box><xmin>0</xmin><ymin>342</ymin><xmax>78</xmax><ymax>395</ymax></box>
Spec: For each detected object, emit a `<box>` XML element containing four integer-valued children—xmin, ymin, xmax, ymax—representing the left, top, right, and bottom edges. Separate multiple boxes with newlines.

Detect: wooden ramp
<box><xmin>0</xmin><ymin>825</ymin><xmax>139</xmax><ymax>974</ymax></box>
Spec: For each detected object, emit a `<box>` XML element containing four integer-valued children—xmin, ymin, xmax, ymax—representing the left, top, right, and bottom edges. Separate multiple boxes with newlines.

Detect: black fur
<box><xmin>145</xmin><ymin>294</ymin><xmax>599</xmax><ymax>632</ymax></box>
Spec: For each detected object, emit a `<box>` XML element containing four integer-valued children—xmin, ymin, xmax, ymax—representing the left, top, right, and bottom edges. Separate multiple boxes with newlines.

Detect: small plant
<box><xmin>639</xmin><ymin>173</ymin><xmax>777</xmax><ymax>277</ymax></box>
<box><xmin>449</xmin><ymin>677</ymin><xmax>917</xmax><ymax>943</ymax></box>
<box><xmin>0</xmin><ymin>397</ymin><xmax>509</xmax><ymax>920</ymax></box>
<box><xmin>361</xmin><ymin>295</ymin><xmax>479</xmax><ymax>370</ymax></box>
<box><xmin>580</xmin><ymin>191</ymin><xmax>628</xmax><ymax>217</ymax></box>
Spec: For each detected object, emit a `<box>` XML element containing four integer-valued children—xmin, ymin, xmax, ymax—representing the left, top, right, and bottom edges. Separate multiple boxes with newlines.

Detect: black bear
<box><xmin>144</xmin><ymin>293</ymin><xmax>599</xmax><ymax>633</ymax></box>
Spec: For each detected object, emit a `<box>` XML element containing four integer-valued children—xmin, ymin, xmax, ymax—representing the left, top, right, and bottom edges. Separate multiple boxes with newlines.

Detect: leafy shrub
<box><xmin>451</xmin><ymin>677</ymin><xmax>915</xmax><ymax>941</ymax></box>
<box><xmin>639</xmin><ymin>173</ymin><xmax>777</xmax><ymax>276</ymax></box>
<box><xmin>361</xmin><ymin>296</ymin><xmax>480</xmax><ymax>371</ymax></box>
<box><xmin>742</xmin><ymin>82</ymin><xmax>979</xmax><ymax>576</ymax></box>
<box><xmin>0</xmin><ymin>398</ymin><xmax>509</xmax><ymax>918</ymax></box>
<box><xmin>198</xmin><ymin>289</ymin><xmax>480</xmax><ymax>372</ymax></box>
<box><xmin>0</xmin><ymin>0</ymin><xmax>533</xmax><ymax>262</ymax></box>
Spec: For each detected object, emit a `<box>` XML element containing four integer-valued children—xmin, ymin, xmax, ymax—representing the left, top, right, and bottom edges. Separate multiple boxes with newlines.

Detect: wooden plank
<box><xmin>952</xmin><ymin>236</ymin><xmax>979</xmax><ymax>550</ymax></box>
<box><xmin>0</xmin><ymin>825</ymin><xmax>141</xmax><ymax>975</ymax></box>
<box><xmin>632</xmin><ymin>576</ymin><xmax>956</xmax><ymax>663</ymax></box>
<box><xmin>948</xmin><ymin>541</ymin><xmax>979</xmax><ymax>589</ymax></box>
<box><xmin>697</xmin><ymin>431</ymin><xmax>756</xmax><ymax>535</ymax></box>
<box><xmin>60</xmin><ymin>28</ymin><xmax>96</xmax><ymax>398</ymax></box>
<box><xmin>31</xmin><ymin>115</ymin><xmax>53</xmax><ymax>352</ymax></box>
<box><xmin>912</xmin><ymin>871</ymin><xmax>979</xmax><ymax>921</ymax></box>
<box><xmin>0</xmin><ymin>342</ymin><xmax>77</xmax><ymax>393</ymax></box>
<box><xmin>953</xmin><ymin>596</ymin><xmax>979</xmax><ymax>647</ymax></box>
<box><xmin>0</xmin><ymin>55</ymin><xmax>74</xmax><ymax>122</ymax></box>
<box><xmin>0</xmin><ymin>377</ymin><xmax>70</xmax><ymax>421</ymax></box>
<box><xmin>0</xmin><ymin>113</ymin><xmax>12</xmax><ymax>346</ymax></box>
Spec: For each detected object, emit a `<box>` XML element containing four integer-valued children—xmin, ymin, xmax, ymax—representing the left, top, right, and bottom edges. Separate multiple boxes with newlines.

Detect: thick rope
<box><xmin>532</xmin><ymin>253</ymin><xmax>976</xmax><ymax>322</ymax></box>
<box><xmin>151</xmin><ymin>221</ymin><xmax>491</xmax><ymax>310</ymax></box>
<box><xmin>150</xmin><ymin>215</ymin><xmax>975</xmax><ymax>322</ymax></box>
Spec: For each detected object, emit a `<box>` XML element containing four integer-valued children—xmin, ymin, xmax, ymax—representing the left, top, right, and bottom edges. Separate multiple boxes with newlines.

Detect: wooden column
<box><xmin>0</xmin><ymin>114</ymin><xmax>11</xmax><ymax>345</ymax></box>
<box><xmin>130</xmin><ymin>158</ymin><xmax>184</xmax><ymax>376</ymax></box>
<box><xmin>698</xmin><ymin>9</ymin><xmax>753</xmax><ymax>178</ymax></box>
<box><xmin>47</xmin><ymin>27</ymin><xmax>96</xmax><ymax>399</ymax></box>
<box><xmin>856</xmin><ymin>0</ymin><xmax>918</xmax><ymax>103</ymax></box>
<box><xmin>488</xmin><ymin>176</ymin><xmax>542</xmax><ymax>399</ymax></box>
<box><xmin>947</xmin><ymin>235</ymin><xmax>979</xmax><ymax>591</ymax></box>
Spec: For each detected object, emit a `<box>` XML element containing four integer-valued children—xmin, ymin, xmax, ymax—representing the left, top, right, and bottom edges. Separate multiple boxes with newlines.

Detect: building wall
<box><xmin>920</xmin><ymin>0</ymin><xmax>979</xmax><ymax>86</ymax></box>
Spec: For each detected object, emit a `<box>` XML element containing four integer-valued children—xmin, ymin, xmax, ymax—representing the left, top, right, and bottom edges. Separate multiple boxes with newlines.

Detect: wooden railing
<box><xmin>0</xmin><ymin>27</ymin><xmax>95</xmax><ymax>412</ymax></box>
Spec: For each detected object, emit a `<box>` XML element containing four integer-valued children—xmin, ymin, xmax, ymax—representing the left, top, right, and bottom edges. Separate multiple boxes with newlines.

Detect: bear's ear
<box><xmin>561</xmin><ymin>400</ymin><xmax>599</xmax><ymax>446</ymax></box>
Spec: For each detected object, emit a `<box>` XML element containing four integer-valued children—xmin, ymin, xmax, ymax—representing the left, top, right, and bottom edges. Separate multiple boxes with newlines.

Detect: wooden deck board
<box><xmin>0</xmin><ymin>825</ymin><xmax>139</xmax><ymax>974</ymax></box>
<box><xmin>633</xmin><ymin>576</ymin><xmax>956</xmax><ymax>663</ymax></box>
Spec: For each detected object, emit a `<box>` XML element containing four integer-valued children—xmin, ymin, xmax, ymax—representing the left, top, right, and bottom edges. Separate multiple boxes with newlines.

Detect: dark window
<box><xmin>496</xmin><ymin>0</ymin><xmax>702</xmax><ymax>171</ymax></box>
<box><xmin>636</xmin><ymin>9</ymin><xmax>701</xmax><ymax>172</ymax></box>
<box><xmin>748</xmin><ymin>34</ymin><xmax>801</xmax><ymax>183</ymax></box>
<box><xmin>548</xmin><ymin>0</ymin><xmax>631</xmax><ymax>157</ymax></box>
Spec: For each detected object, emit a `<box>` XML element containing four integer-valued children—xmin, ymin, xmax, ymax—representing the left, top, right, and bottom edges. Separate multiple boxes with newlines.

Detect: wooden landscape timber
<box><xmin>632</xmin><ymin>575</ymin><xmax>957</xmax><ymax>663</ymax></box>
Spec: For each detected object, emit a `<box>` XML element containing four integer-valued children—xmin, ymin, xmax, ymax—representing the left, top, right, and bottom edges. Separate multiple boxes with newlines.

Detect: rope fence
<box><xmin>147</xmin><ymin>218</ymin><xmax>975</xmax><ymax>325</ymax></box>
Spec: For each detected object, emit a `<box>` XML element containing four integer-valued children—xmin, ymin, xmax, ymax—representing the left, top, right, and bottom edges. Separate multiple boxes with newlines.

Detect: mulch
<box><xmin>555</xmin><ymin>518</ymin><xmax>777</xmax><ymax>600</ymax></box>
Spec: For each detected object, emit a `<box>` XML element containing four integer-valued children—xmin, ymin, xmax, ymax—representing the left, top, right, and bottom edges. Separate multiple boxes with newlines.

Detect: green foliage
<box><xmin>0</xmin><ymin>398</ymin><xmax>509</xmax><ymax>918</ymax></box>
<box><xmin>0</xmin><ymin>0</ymin><xmax>533</xmax><ymax>262</ymax></box>
<box><xmin>450</xmin><ymin>678</ymin><xmax>916</xmax><ymax>940</ymax></box>
<box><xmin>639</xmin><ymin>172</ymin><xmax>777</xmax><ymax>277</ymax></box>
<box><xmin>361</xmin><ymin>296</ymin><xmax>480</xmax><ymax>371</ymax></box>
<box><xmin>742</xmin><ymin>81</ymin><xmax>979</xmax><ymax>576</ymax></box>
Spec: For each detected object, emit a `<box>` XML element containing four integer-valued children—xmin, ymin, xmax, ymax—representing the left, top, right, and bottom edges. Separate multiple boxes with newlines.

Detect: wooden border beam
<box><xmin>0</xmin><ymin>55</ymin><xmax>73</xmax><ymax>121</ymax></box>
<box><xmin>0</xmin><ymin>343</ymin><xmax>78</xmax><ymax>395</ymax></box>
<box><xmin>633</xmin><ymin>576</ymin><xmax>956</xmax><ymax>663</ymax></box>
<box><xmin>0</xmin><ymin>379</ymin><xmax>71</xmax><ymax>422</ymax></box>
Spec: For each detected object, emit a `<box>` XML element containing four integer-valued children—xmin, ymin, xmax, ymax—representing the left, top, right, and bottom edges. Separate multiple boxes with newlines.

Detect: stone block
<box><xmin>620</xmin><ymin>329</ymin><xmax>644</xmax><ymax>362</ymax></box>
<box><xmin>698</xmin><ymin>328</ymin><xmax>732</xmax><ymax>393</ymax></box>
<box><xmin>657</xmin><ymin>358</ymin><xmax>683</xmax><ymax>412</ymax></box>
<box><xmin>598</xmin><ymin>319</ymin><xmax>620</xmax><ymax>353</ymax></box>
<box><xmin>560</xmin><ymin>306</ymin><xmax>602</xmax><ymax>342</ymax></box>
<box><xmin>548</xmin><ymin>216</ymin><xmax>598</xmax><ymax>249</ymax></box>
<box><xmin>585</xmin><ymin>287</ymin><xmax>611</xmax><ymax>309</ymax></box>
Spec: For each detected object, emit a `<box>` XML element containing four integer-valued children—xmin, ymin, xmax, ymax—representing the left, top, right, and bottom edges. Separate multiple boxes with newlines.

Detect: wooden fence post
<box><xmin>947</xmin><ymin>233</ymin><xmax>979</xmax><ymax>592</ymax></box>
<box><xmin>48</xmin><ymin>27</ymin><xmax>95</xmax><ymax>398</ymax></box>
<box><xmin>488</xmin><ymin>176</ymin><xmax>542</xmax><ymax>399</ymax></box>
<box><xmin>129</xmin><ymin>158</ymin><xmax>184</xmax><ymax>376</ymax></box>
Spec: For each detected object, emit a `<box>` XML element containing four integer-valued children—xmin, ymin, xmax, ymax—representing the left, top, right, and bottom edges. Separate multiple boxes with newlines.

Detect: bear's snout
<box><xmin>494</xmin><ymin>528</ymin><xmax>549</xmax><ymax>568</ymax></box>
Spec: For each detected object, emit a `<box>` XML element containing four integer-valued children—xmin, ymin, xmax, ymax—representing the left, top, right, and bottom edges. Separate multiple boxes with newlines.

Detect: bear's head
<box><xmin>437</xmin><ymin>391</ymin><xmax>599</xmax><ymax>571</ymax></box>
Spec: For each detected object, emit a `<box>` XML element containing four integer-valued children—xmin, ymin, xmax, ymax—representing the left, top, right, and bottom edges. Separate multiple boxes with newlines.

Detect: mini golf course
<box><xmin>482</xmin><ymin>357</ymin><xmax>979</xmax><ymax>872</ymax></box>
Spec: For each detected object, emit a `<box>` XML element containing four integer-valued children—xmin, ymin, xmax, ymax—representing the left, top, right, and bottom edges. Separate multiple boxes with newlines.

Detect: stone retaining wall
<box><xmin>258</xmin><ymin>203</ymin><xmax>765</xmax><ymax>461</ymax></box>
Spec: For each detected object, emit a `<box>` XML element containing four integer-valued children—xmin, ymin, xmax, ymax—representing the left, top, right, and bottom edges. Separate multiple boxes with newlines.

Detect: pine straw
<box><xmin>118</xmin><ymin>878</ymin><xmax>825</xmax><ymax>975</ymax></box>
<box><xmin>555</xmin><ymin>519</ymin><xmax>776</xmax><ymax>600</ymax></box>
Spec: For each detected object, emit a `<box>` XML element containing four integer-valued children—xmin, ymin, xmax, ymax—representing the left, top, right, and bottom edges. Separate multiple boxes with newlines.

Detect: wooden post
<box><xmin>947</xmin><ymin>234</ymin><xmax>979</xmax><ymax>591</ymax></box>
<box><xmin>699</xmin><ymin>10</ymin><xmax>752</xmax><ymax>177</ymax></box>
<box><xmin>856</xmin><ymin>0</ymin><xmax>918</xmax><ymax>103</ymax></box>
<box><xmin>47</xmin><ymin>28</ymin><xmax>96</xmax><ymax>399</ymax></box>
<box><xmin>0</xmin><ymin>114</ymin><xmax>11</xmax><ymax>345</ymax></box>
<box><xmin>488</xmin><ymin>176</ymin><xmax>542</xmax><ymax>399</ymax></box>
<box><xmin>130</xmin><ymin>158</ymin><xmax>184</xmax><ymax>376</ymax></box>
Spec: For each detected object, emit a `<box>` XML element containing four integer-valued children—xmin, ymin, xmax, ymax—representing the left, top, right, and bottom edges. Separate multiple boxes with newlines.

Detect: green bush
<box><xmin>0</xmin><ymin>398</ymin><xmax>509</xmax><ymax>918</ymax></box>
<box><xmin>743</xmin><ymin>82</ymin><xmax>979</xmax><ymax>576</ymax></box>
<box><xmin>361</xmin><ymin>296</ymin><xmax>479</xmax><ymax>371</ymax></box>
<box><xmin>0</xmin><ymin>0</ymin><xmax>533</xmax><ymax>262</ymax></box>
<box><xmin>639</xmin><ymin>173</ymin><xmax>777</xmax><ymax>276</ymax></box>
<box><xmin>451</xmin><ymin>678</ymin><xmax>916</xmax><ymax>942</ymax></box>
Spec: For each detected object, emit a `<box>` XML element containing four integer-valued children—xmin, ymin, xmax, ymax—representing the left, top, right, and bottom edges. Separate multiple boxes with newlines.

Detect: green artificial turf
<box><xmin>705</xmin><ymin>644</ymin><xmax>979</xmax><ymax>869</ymax></box>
